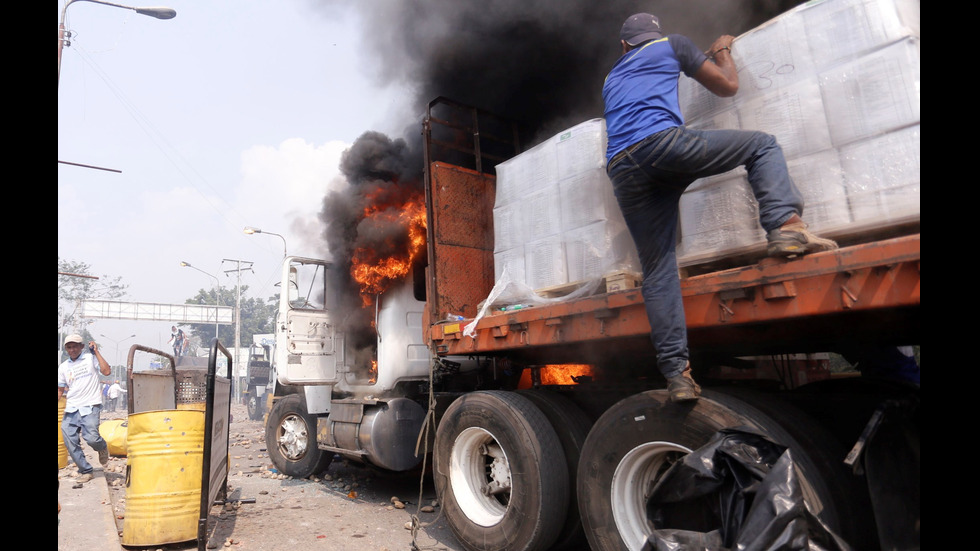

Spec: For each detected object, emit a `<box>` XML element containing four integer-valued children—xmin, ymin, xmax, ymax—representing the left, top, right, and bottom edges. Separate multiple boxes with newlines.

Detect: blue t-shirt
<box><xmin>603</xmin><ymin>35</ymin><xmax>708</xmax><ymax>164</ymax></box>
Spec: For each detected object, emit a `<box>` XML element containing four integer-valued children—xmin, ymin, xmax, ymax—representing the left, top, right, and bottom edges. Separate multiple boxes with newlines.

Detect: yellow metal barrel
<box><xmin>121</xmin><ymin>409</ymin><xmax>205</xmax><ymax>546</ymax></box>
<box><xmin>99</xmin><ymin>419</ymin><xmax>129</xmax><ymax>457</ymax></box>
<box><xmin>58</xmin><ymin>397</ymin><xmax>67</xmax><ymax>469</ymax></box>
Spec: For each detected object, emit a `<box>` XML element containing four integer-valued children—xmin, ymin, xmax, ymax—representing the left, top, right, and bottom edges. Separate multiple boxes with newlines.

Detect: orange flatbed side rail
<box><xmin>429</xmin><ymin>234</ymin><xmax>919</xmax><ymax>357</ymax></box>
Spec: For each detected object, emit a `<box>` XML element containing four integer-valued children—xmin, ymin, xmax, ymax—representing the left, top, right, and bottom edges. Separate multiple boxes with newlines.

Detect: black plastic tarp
<box><xmin>643</xmin><ymin>427</ymin><xmax>851</xmax><ymax>551</ymax></box>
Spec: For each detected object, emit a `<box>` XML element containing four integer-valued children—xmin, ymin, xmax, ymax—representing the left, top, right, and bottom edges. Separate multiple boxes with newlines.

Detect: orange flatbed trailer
<box><xmin>425</xmin><ymin>160</ymin><xmax>919</xmax><ymax>364</ymax></box>
<box><xmin>418</xmin><ymin>99</ymin><xmax>919</xmax><ymax>551</ymax></box>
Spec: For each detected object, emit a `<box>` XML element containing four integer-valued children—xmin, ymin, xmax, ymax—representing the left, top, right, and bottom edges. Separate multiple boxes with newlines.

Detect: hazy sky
<box><xmin>57</xmin><ymin>0</ymin><xmax>412</xmax><ymax>363</ymax></box>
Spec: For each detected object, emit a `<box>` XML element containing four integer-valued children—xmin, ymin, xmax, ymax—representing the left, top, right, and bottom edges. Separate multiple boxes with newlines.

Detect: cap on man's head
<box><xmin>621</xmin><ymin>13</ymin><xmax>663</xmax><ymax>46</ymax></box>
<box><xmin>64</xmin><ymin>334</ymin><xmax>83</xmax><ymax>346</ymax></box>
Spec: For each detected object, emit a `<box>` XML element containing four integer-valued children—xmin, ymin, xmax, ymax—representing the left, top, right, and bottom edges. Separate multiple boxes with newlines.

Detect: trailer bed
<box><xmin>425</xmin><ymin>162</ymin><xmax>919</xmax><ymax>363</ymax></box>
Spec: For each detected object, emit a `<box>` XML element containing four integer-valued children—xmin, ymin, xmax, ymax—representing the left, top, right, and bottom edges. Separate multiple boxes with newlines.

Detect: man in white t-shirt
<box><xmin>58</xmin><ymin>334</ymin><xmax>112</xmax><ymax>483</ymax></box>
<box><xmin>108</xmin><ymin>380</ymin><xmax>127</xmax><ymax>412</ymax></box>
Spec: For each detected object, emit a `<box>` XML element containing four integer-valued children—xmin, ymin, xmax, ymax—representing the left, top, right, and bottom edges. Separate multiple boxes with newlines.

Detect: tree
<box><xmin>58</xmin><ymin>258</ymin><xmax>127</xmax><ymax>353</ymax></box>
<box><xmin>181</xmin><ymin>285</ymin><xmax>278</xmax><ymax>355</ymax></box>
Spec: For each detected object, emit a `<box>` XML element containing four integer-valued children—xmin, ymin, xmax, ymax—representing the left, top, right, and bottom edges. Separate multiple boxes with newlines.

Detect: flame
<box><xmin>526</xmin><ymin>364</ymin><xmax>595</xmax><ymax>386</ymax></box>
<box><xmin>540</xmin><ymin>364</ymin><xmax>594</xmax><ymax>385</ymax></box>
<box><xmin>350</xmin><ymin>190</ymin><xmax>427</xmax><ymax>307</ymax></box>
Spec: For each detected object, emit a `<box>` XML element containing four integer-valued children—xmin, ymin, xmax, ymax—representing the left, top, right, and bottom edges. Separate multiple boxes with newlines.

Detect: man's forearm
<box><xmin>95</xmin><ymin>350</ymin><xmax>112</xmax><ymax>375</ymax></box>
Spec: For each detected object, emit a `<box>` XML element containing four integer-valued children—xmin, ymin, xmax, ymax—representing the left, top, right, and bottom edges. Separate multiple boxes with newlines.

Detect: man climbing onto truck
<box><xmin>168</xmin><ymin>325</ymin><xmax>186</xmax><ymax>358</ymax></box>
<box><xmin>602</xmin><ymin>13</ymin><xmax>838</xmax><ymax>402</ymax></box>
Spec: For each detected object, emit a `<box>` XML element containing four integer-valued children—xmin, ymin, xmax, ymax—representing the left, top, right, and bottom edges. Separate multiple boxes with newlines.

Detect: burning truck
<box><xmin>262</xmin><ymin>1</ymin><xmax>918</xmax><ymax>550</ymax></box>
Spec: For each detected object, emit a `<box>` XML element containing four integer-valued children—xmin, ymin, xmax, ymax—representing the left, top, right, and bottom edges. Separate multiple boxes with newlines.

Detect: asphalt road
<box><xmin>102</xmin><ymin>402</ymin><xmax>466</xmax><ymax>551</ymax></box>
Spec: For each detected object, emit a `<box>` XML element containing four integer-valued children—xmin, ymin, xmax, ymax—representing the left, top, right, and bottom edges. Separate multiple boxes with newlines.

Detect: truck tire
<box><xmin>246</xmin><ymin>390</ymin><xmax>265</xmax><ymax>421</ymax></box>
<box><xmin>515</xmin><ymin>389</ymin><xmax>592</xmax><ymax>550</ymax></box>
<box><xmin>577</xmin><ymin>388</ymin><xmax>868</xmax><ymax>551</ymax></box>
<box><xmin>434</xmin><ymin>390</ymin><xmax>568</xmax><ymax>551</ymax></box>
<box><xmin>265</xmin><ymin>394</ymin><xmax>332</xmax><ymax>478</ymax></box>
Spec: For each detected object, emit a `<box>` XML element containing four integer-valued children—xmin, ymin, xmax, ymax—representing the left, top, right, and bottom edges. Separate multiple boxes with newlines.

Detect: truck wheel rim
<box><xmin>611</xmin><ymin>441</ymin><xmax>691</xmax><ymax>551</ymax></box>
<box><xmin>450</xmin><ymin>427</ymin><xmax>511</xmax><ymax>526</ymax></box>
<box><xmin>277</xmin><ymin>413</ymin><xmax>308</xmax><ymax>461</ymax></box>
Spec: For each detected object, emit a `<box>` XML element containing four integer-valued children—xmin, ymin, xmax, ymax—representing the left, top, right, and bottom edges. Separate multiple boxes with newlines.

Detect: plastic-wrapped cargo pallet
<box><xmin>492</xmin><ymin>118</ymin><xmax>640</xmax><ymax>295</ymax></box>
<box><xmin>486</xmin><ymin>0</ymin><xmax>918</xmax><ymax>302</ymax></box>
<box><xmin>676</xmin><ymin>0</ymin><xmax>920</xmax><ymax>267</ymax></box>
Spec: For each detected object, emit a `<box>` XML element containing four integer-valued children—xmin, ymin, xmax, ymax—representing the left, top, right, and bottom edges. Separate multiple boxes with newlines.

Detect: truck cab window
<box><xmin>288</xmin><ymin>261</ymin><xmax>326</xmax><ymax>310</ymax></box>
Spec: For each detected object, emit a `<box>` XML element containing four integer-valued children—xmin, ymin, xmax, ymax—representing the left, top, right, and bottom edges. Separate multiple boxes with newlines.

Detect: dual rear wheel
<box><xmin>433</xmin><ymin>391</ymin><xmax>571</xmax><ymax>551</ymax></box>
<box><xmin>435</xmin><ymin>388</ymin><xmax>870</xmax><ymax>551</ymax></box>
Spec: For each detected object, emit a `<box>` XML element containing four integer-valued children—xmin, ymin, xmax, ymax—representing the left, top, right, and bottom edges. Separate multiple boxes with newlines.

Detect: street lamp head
<box><xmin>180</xmin><ymin>261</ymin><xmax>219</xmax><ymax>282</ymax></box>
<box><xmin>59</xmin><ymin>0</ymin><xmax>176</xmax><ymax>89</ymax></box>
<box><xmin>179</xmin><ymin>261</ymin><xmax>221</xmax><ymax>340</ymax></box>
<box><xmin>245</xmin><ymin>226</ymin><xmax>287</xmax><ymax>257</ymax></box>
<box><xmin>134</xmin><ymin>6</ymin><xmax>176</xmax><ymax>19</ymax></box>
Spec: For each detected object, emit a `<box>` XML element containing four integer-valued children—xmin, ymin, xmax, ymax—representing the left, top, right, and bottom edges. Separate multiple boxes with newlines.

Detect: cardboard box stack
<box><xmin>493</xmin><ymin>119</ymin><xmax>640</xmax><ymax>292</ymax></box>
<box><xmin>676</xmin><ymin>0</ymin><xmax>920</xmax><ymax>266</ymax></box>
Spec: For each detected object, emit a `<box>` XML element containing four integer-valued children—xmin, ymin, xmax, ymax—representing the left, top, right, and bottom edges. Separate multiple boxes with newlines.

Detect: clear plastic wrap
<box><xmin>676</xmin><ymin>0</ymin><xmax>920</xmax><ymax>267</ymax></box>
<box><xmin>481</xmin><ymin>0</ymin><xmax>920</xmax><ymax>311</ymax></box>
<box><xmin>489</xmin><ymin>118</ymin><xmax>641</xmax><ymax>294</ymax></box>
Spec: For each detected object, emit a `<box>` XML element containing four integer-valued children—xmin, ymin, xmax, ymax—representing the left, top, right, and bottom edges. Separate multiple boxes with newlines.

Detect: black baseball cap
<box><xmin>621</xmin><ymin>13</ymin><xmax>663</xmax><ymax>46</ymax></box>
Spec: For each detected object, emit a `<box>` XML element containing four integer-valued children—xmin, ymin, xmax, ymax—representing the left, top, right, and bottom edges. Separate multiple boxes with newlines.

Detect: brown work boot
<box><xmin>767</xmin><ymin>221</ymin><xmax>838</xmax><ymax>258</ymax></box>
<box><xmin>666</xmin><ymin>366</ymin><xmax>701</xmax><ymax>402</ymax></box>
<box><xmin>77</xmin><ymin>472</ymin><xmax>94</xmax><ymax>484</ymax></box>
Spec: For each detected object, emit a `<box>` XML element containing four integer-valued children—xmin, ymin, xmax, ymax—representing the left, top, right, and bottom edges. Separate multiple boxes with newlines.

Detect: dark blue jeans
<box><xmin>61</xmin><ymin>405</ymin><xmax>107</xmax><ymax>474</ymax></box>
<box><xmin>606</xmin><ymin>126</ymin><xmax>803</xmax><ymax>379</ymax></box>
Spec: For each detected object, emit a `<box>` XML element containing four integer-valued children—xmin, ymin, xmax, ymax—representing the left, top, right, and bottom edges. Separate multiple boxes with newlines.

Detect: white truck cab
<box><xmin>264</xmin><ymin>256</ymin><xmax>460</xmax><ymax>475</ymax></box>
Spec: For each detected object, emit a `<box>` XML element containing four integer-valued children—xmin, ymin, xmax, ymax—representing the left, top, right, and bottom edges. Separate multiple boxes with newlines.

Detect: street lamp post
<box><xmin>180</xmin><ymin>261</ymin><xmax>220</xmax><ymax>341</ymax></box>
<box><xmin>244</xmin><ymin>226</ymin><xmax>288</xmax><ymax>259</ymax></box>
<box><xmin>222</xmin><ymin>258</ymin><xmax>253</xmax><ymax>403</ymax></box>
<box><xmin>99</xmin><ymin>333</ymin><xmax>136</xmax><ymax>367</ymax></box>
<box><xmin>58</xmin><ymin>0</ymin><xmax>177</xmax><ymax>88</ymax></box>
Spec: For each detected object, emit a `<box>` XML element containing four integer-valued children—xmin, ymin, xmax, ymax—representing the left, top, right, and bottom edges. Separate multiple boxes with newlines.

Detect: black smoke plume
<box><xmin>319</xmin><ymin>131</ymin><xmax>423</xmax><ymax>362</ymax></box>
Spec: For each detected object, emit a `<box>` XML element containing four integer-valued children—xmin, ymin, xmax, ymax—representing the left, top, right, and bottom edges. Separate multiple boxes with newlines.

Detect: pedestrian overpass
<box><xmin>80</xmin><ymin>299</ymin><xmax>234</xmax><ymax>325</ymax></box>
<box><xmin>79</xmin><ymin>299</ymin><xmax>241</xmax><ymax>395</ymax></box>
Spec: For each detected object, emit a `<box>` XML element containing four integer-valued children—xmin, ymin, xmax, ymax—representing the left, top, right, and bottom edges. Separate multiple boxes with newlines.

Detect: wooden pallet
<box><xmin>536</xmin><ymin>270</ymin><xmax>642</xmax><ymax>298</ymax></box>
<box><xmin>604</xmin><ymin>270</ymin><xmax>642</xmax><ymax>293</ymax></box>
<box><xmin>678</xmin><ymin>219</ymin><xmax>920</xmax><ymax>278</ymax></box>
